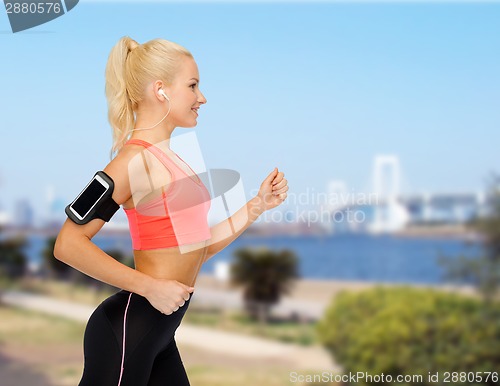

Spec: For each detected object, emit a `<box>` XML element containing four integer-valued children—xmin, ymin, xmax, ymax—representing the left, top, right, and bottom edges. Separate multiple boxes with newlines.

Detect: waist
<box><xmin>114</xmin><ymin>289</ymin><xmax>193</xmax><ymax>323</ymax></box>
<box><xmin>133</xmin><ymin>246</ymin><xmax>208</xmax><ymax>286</ymax></box>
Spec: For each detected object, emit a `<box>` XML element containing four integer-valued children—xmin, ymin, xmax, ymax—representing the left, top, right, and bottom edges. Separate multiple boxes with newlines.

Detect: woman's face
<box><xmin>166</xmin><ymin>56</ymin><xmax>207</xmax><ymax>128</ymax></box>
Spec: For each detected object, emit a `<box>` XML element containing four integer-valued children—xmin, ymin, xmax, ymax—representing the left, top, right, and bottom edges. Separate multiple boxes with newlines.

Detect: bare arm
<box><xmin>54</xmin><ymin>149</ymin><xmax>193</xmax><ymax>314</ymax></box>
<box><xmin>204</xmin><ymin>196</ymin><xmax>265</xmax><ymax>262</ymax></box>
<box><xmin>54</xmin><ymin>218</ymin><xmax>154</xmax><ymax>296</ymax></box>
<box><xmin>54</xmin><ymin>155</ymin><xmax>154</xmax><ymax>295</ymax></box>
<box><xmin>203</xmin><ymin>168</ymin><xmax>288</xmax><ymax>263</ymax></box>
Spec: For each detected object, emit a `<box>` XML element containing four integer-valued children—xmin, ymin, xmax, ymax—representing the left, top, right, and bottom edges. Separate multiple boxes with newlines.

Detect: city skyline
<box><xmin>1</xmin><ymin>2</ymin><xmax>499</xmax><ymax>219</ymax></box>
<box><xmin>0</xmin><ymin>152</ymin><xmax>487</xmax><ymax>230</ymax></box>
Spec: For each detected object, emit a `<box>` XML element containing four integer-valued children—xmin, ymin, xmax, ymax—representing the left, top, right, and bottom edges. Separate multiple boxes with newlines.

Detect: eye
<box><xmin>190</xmin><ymin>83</ymin><xmax>197</xmax><ymax>89</ymax></box>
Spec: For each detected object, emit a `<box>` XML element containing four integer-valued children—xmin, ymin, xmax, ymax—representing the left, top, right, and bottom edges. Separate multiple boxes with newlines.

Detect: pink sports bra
<box><xmin>123</xmin><ymin>139</ymin><xmax>211</xmax><ymax>250</ymax></box>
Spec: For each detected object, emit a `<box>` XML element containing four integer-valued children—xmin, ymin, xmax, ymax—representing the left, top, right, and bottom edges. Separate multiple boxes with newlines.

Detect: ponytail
<box><xmin>105</xmin><ymin>36</ymin><xmax>139</xmax><ymax>159</ymax></box>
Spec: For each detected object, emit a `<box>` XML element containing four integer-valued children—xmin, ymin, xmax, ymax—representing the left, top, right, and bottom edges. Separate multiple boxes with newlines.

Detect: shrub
<box><xmin>316</xmin><ymin>286</ymin><xmax>500</xmax><ymax>386</ymax></box>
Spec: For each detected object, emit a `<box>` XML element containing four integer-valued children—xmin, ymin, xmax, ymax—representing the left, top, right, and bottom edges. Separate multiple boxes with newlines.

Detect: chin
<box><xmin>178</xmin><ymin>120</ymin><xmax>198</xmax><ymax>128</ymax></box>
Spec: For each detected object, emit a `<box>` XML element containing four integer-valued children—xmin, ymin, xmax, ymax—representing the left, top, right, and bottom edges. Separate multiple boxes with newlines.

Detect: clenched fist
<box><xmin>256</xmin><ymin>167</ymin><xmax>289</xmax><ymax>212</ymax></box>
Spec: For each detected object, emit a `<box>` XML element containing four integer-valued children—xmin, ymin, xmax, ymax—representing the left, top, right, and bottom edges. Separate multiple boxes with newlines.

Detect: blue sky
<box><xmin>0</xmin><ymin>1</ymin><xmax>499</xmax><ymax>220</ymax></box>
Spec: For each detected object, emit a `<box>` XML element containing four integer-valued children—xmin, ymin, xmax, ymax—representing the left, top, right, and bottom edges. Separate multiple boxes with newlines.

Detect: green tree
<box><xmin>0</xmin><ymin>230</ymin><xmax>27</xmax><ymax>280</ymax></box>
<box><xmin>230</xmin><ymin>246</ymin><xmax>299</xmax><ymax>324</ymax></box>
<box><xmin>440</xmin><ymin>172</ymin><xmax>500</xmax><ymax>303</ymax></box>
<box><xmin>0</xmin><ymin>227</ymin><xmax>28</xmax><ymax>306</ymax></box>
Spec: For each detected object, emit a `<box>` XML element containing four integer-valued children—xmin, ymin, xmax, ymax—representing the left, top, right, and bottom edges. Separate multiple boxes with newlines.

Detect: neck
<box><xmin>129</xmin><ymin>130</ymin><xmax>173</xmax><ymax>148</ymax></box>
<box><xmin>131</xmin><ymin>118</ymin><xmax>175</xmax><ymax>148</ymax></box>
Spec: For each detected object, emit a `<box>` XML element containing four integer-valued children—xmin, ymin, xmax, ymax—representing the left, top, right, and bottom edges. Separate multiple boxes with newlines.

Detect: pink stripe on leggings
<box><xmin>117</xmin><ymin>292</ymin><xmax>133</xmax><ymax>386</ymax></box>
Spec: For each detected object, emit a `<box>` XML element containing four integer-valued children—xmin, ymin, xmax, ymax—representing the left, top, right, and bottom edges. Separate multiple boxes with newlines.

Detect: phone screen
<box><xmin>72</xmin><ymin>178</ymin><xmax>107</xmax><ymax>218</ymax></box>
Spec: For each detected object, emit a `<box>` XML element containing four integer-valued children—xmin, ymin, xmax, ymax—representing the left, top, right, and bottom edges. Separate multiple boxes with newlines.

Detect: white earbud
<box><xmin>159</xmin><ymin>89</ymin><xmax>170</xmax><ymax>101</ymax></box>
<box><xmin>131</xmin><ymin>89</ymin><xmax>172</xmax><ymax>132</ymax></box>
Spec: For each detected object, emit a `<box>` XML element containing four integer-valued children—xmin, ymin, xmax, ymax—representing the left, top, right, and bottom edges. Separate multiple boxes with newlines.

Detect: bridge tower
<box><xmin>371</xmin><ymin>155</ymin><xmax>409</xmax><ymax>233</ymax></box>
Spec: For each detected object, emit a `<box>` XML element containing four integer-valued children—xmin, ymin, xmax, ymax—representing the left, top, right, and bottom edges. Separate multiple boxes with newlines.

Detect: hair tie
<box><xmin>128</xmin><ymin>40</ymin><xmax>139</xmax><ymax>54</ymax></box>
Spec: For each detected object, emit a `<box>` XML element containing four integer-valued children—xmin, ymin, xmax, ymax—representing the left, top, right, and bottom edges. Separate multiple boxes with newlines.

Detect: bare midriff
<box><xmin>122</xmin><ymin>168</ymin><xmax>211</xmax><ymax>288</ymax></box>
<box><xmin>132</xmin><ymin>243</ymin><xmax>209</xmax><ymax>288</ymax></box>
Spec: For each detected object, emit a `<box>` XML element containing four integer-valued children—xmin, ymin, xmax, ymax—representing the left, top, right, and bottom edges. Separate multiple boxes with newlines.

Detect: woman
<box><xmin>54</xmin><ymin>36</ymin><xmax>288</xmax><ymax>386</ymax></box>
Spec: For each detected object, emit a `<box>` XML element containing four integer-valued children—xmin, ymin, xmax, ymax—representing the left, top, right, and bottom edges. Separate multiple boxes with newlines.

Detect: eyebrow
<box><xmin>189</xmin><ymin>78</ymin><xmax>199</xmax><ymax>83</ymax></box>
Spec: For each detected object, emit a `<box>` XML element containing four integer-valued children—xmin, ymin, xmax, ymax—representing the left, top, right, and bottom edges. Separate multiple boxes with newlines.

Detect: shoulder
<box><xmin>102</xmin><ymin>144</ymin><xmax>145</xmax><ymax>206</ymax></box>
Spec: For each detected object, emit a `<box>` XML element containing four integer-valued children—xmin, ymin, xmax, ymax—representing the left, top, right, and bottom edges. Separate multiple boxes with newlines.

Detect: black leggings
<box><xmin>78</xmin><ymin>290</ymin><xmax>192</xmax><ymax>386</ymax></box>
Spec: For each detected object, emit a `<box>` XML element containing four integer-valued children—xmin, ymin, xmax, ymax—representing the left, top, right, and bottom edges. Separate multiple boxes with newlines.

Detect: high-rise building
<box><xmin>14</xmin><ymin>198</ymin><xmax>34</xmax><ymax>228</ymax></box>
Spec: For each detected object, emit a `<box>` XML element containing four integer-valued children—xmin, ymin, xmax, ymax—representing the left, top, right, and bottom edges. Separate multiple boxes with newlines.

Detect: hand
<box><xmin>143</xmin><ymin>278</ymin><xmax>194</xmax><ymax>315</ymax></box>
<box><xmin>256</xmin><ymin>167</ymin><xmax>289</xmax><ymax>212</ymax></box>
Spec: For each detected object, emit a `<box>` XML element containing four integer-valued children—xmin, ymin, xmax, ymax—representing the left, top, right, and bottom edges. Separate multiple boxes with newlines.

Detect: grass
<box><xmin>7</xmin><ymin>276</ymin><xmax>116</xmax><ymax>306</ymax></box>
<box><xmin>0</xmin><ymin>304</ymin><xmax>85</xmax><ymax>345</ymax></box>
<box><xmin>9</xmin><ymin>277</ymin><xmax>320</xmax><ymax>346</ymax></box>
<box><xmin>0</xmin><ymin>304</ymin><xmax>337</xmax><ymax>386</ymax></box>
<box><xmin>186</xmin><ymin>364</ymin><xmax>296</xmax><ymax>386</ymax></box>
<box><xmin>184</xmin><ymin>305</ymin><xmax>319</xmax><ymax>346</ymax></box>
<box><xmin>0</xmin><ymin>303</ymin><xmax>86</xmax><ymax>386</ymax></box>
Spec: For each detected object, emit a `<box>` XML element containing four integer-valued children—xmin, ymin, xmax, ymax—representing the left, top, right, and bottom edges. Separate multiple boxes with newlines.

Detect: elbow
<box><xmin>53</xmin><ymin>235</ymin><xmax>65</xmax><ymax>261</ymax></box>
<box><xmin>54</xmin><ymin>232</ymin><xmax>72</xmax><ymax>262</ymax></box>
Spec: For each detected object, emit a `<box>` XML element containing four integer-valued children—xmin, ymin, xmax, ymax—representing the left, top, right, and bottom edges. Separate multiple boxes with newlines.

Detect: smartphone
<box><xmin>68</xmin><ymin>173</ymin><xmax>111</xmax><ymax>221</ymax></box>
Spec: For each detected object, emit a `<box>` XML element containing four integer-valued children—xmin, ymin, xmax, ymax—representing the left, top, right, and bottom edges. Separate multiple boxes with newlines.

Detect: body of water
<box><xmin>22</xmin><ymin>233</ymin><xmax>481</xmax><ymax>285</ymax></box>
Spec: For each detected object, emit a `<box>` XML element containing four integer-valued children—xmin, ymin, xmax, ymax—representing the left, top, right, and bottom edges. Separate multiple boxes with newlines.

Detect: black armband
<box><xmin>65</xmin><ymin>171</ymin><xmax>120</xmax><ymax>225</ymax></box>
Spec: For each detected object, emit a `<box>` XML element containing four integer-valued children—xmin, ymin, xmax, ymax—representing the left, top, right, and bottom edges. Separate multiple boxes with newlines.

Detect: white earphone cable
<box><xmin>131</xmin><ymin>99</ymin><xmax>171</xmax><ymax>132</ymax></box>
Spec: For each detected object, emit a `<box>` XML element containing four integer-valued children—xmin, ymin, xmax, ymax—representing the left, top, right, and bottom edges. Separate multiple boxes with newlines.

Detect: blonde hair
<box><xmin>105</xmin><ymin>36</ymin><xmax>193</xmax><ymax>158</ymax></box>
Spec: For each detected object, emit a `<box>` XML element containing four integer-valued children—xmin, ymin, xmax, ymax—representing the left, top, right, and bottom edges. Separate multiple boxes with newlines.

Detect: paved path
<box><xmin>0</xmin><ymin>352</ymin><xmax>52</xmax><ymax>386</ymax></box>
<box><xmin>1</xmin><ymin>290</ymin><xmax>339</xmax><ymax>372</ymax></box>
<box><xmin>191</xmin><ymin>286</ymin><xmax>326</xmax><ymax>320</ymax></box>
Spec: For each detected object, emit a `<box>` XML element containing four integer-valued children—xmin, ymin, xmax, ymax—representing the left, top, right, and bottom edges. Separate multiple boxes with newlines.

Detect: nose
<box><xmin>198</xmin><ymin>89</ymin><xmax>207</xmax><ymax>105</ymax></box>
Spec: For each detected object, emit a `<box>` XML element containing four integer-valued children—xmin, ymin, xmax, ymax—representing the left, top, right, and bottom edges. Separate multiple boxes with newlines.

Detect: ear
<box><xmin>152</xmin><ymin>80</ymin><xmax>165</xmax><ymax>101</ymax></box>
